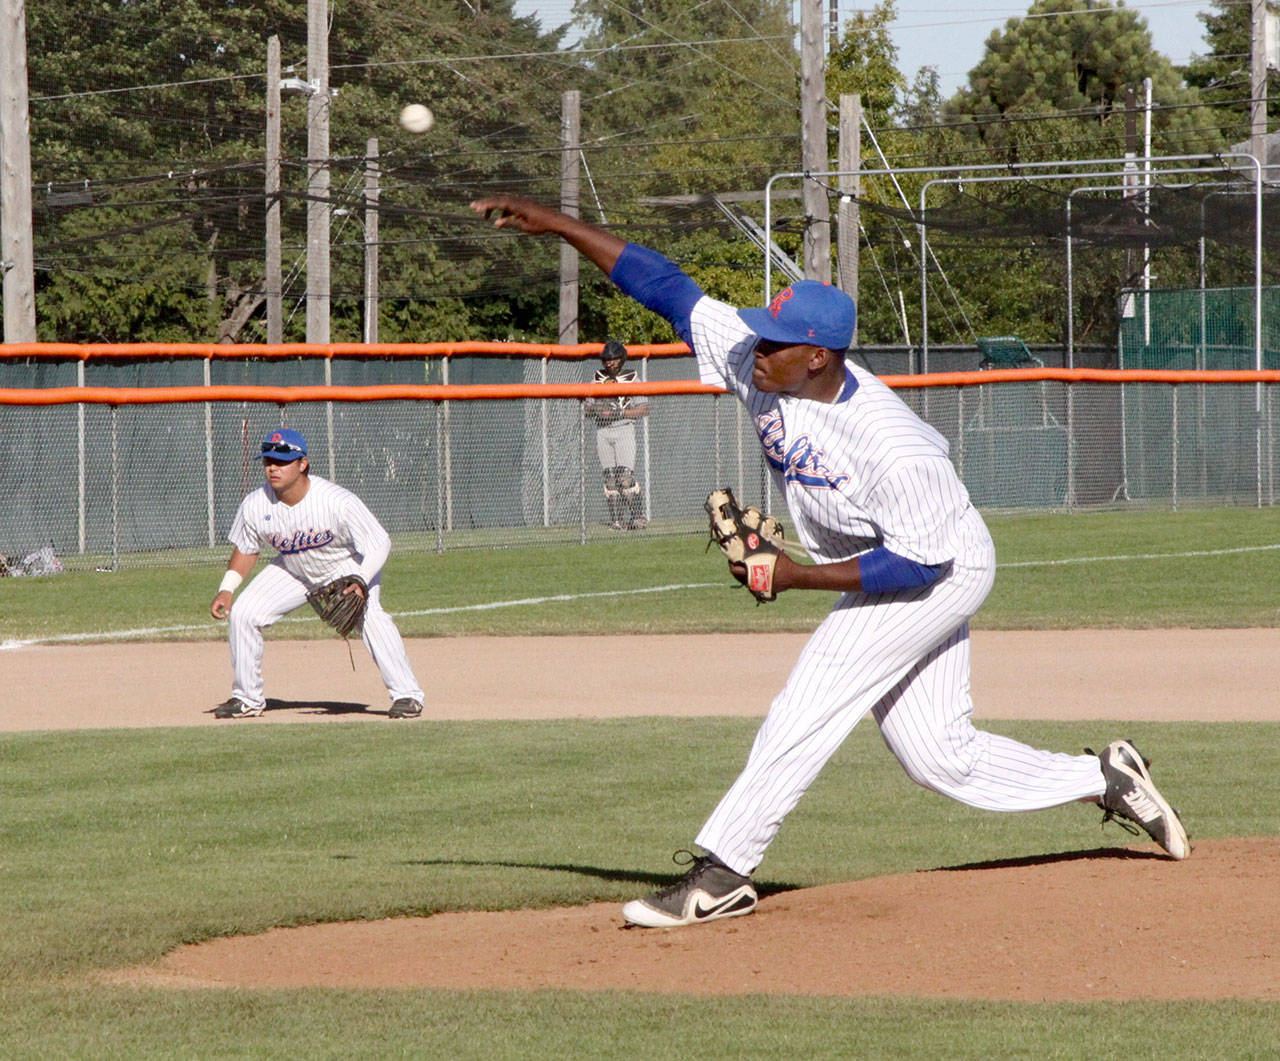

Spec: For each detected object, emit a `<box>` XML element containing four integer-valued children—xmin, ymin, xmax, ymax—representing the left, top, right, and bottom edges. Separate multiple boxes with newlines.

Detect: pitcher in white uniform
<box><xmin>471</xmin><ymin>194</ymin><xmax>1191</xmax><ymax>928</ymax></box>
<box><xmin>209</xmin><ymin>428</ymin><xmax>425</xmax><ymax>721</ymax></box>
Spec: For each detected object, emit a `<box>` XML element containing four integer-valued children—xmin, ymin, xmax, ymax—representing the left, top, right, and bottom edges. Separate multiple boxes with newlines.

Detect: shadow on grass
<box><xmin>937</xmin><ymin>846</ymin><xmax>1168</xmax><ymax>872</ymax></box>
<box><xmin>386</xmin><ymin>856</ymin><xmax>802</xmax><ymax>897</ymax></box>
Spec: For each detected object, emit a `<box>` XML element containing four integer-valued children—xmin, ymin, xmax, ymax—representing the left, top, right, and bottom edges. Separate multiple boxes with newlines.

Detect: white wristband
<box><xmin>218</xmin><ymin>570</ymin><xmax>244</xmax><ymax>595</ymax></box>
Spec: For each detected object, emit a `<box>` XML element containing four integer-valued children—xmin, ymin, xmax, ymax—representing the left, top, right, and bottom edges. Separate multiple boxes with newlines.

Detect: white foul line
<box><xmin>3</xmin><ymin>543</ymin><xmax>1277</xmax><ymax>649</ymax></box>
<box><xmin>0</xmin><ymin>582</ymin><xmax>721</xmax><ymax>650</ymax></box>
<box><xmin>999</xmin><ymin>543</ymin><xmax>1280</xmax><ymax>567</ymax></box>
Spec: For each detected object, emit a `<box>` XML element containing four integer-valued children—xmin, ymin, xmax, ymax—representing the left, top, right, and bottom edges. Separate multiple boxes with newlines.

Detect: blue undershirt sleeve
<box><xmin>858</xmin><ymin>547</ymin><xmax>950</xmax><ymax>594</ymax></box>
<box><xmin>608</xmin><ymin>243</ymin><xmax>704</xmax><ymax>348</ymax></box>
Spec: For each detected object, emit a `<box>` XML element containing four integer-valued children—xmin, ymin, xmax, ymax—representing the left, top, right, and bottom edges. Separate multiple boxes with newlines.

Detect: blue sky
<box><xmin>515</xmin><ymin>0</ymin><xmax>1213</xmax><ymax>97</ymax></box>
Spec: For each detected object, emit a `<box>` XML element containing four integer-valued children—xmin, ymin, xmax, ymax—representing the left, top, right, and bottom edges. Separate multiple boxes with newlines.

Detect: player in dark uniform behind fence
<box><xmin>585</xmin><ymin>339</ymin><xmax>650</xmax><ymax>530</ymax></box>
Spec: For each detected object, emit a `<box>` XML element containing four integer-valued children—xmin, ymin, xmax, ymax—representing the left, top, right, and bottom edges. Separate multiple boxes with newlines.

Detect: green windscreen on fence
<box><xmin>1117</xmin><ymin>285</ymin><xmax>1280</xmax><ymax>370</ymax></box>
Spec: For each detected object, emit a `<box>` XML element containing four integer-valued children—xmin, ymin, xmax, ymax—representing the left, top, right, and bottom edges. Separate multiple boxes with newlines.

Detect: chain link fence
<box><xmin>1</xmin><ymin>372</ymin><xmax>1277</xmax><ymax>572</ymax></box>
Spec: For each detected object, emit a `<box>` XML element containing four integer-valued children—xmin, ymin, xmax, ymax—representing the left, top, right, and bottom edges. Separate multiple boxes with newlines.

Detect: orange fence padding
<box><xmin>0</xmin><ymin>381</ymin><xmax>726</xmax><ymax>405</ymax></box>
<box><xmin>881</xmin><ymin>367</ymin><xmax>1280</xmax><ymax>386</ymax></box>
<box><xmin>1</xmin><ymin>367</ymin><xmax>1278</xmax><ymax>405</ymax></box>
<box><xmin>0</xmin><ymin>341</ymin><xmax>692</xmax><ymax>361</ymax></box>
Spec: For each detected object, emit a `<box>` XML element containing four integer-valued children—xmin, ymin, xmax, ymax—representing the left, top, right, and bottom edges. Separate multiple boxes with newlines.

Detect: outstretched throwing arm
<box><xmin>470</xmin><ymin>195</ymin><xmax>625</xmax><ymax>276</ymax></box>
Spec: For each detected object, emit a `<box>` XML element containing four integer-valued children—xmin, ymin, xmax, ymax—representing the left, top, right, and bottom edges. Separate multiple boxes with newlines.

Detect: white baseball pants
<box><xmin>227</xmin><ymin>562</ymin><xmax>424</xmax><ymax>710</ymax></box>
<box><xmin>696</xmin><ymin>520</ymin><xmax>1107</xmax><ymax>877</ymax></box>
<box><xmin>595</xmin><ymin>421</ymin><xmax>636</xmax><ymax>471</ymax></box>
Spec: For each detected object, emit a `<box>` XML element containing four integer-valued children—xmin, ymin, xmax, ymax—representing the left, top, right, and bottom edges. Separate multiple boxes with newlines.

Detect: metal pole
<box><xmin>442</xmin><ymin>357</ymin><xmax>452</xmax><ymax>530</ymax></box>
<box><xmin>434</xmin><ymin>402</ymin><xmax>444</xmax><ymax>553</ymax></box>
<box><xmin>205</xmin><ymin>358</ymin><xmax>215</xmax><ymax>547</ymax></box>
<box><xmin>77</xmin><ymin>362</ymin><xmax>85</xmax><ymax>554</ymax></box>
<box><xmin>110</xmin><ymin>406</ymin><xmax>119</xmax><ymax>571</ymax></box>
<box><xmin>541</xmin><ymin>356</ymin><xmax>549</xmax><ymax>527</ymax></box>
<box><xmin>641</xmin><ymin>355</ymin><xmax>651</xmax><ymax>523</ymax></box>
<box><xmin>325</xmin><ymin>358</ymin><xmax>334</xmax><ymax>479</ymax></box>
<box><xmin>1142</xmin><ymin>78</ymin><xmax>1152</xmax><ymax>349</ymax></box>
<box><xmin>265</xmin><ymin>36</ymin><xmax>283</xmax><ymax>343</ymax></box>
<box><xmin>1065</xmin><ymin>197</ymin><xmax>1074</xmax><ymax>368</ymax></box>
<box><xmin>363</xmin><ymin>137</ymin><xmax>379</xmax><ymax>344</ymax></box>
<box><xmin>1255</xmin><ymin>154</ymin><xmax>1264</xmax><ymax>505</ymax></box>
<box><xmin>579</xmin><ymin>395</ymin><xmax>587</xmax><ymax>544</ymax></box>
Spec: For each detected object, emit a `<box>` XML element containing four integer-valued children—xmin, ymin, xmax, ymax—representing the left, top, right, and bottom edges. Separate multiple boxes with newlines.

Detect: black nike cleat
<box><xmin>622</xmin><ymin>850</ymin><xmax>757</xmax><ymax>928</ymax></box>
<box><xmin>1093</xmin><ymin>739</ymin><xmax>1191</xmax><ymax>860</ymax></box>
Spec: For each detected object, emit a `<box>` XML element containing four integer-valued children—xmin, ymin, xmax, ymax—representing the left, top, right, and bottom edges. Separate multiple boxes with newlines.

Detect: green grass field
<box><xmin>3</xmin><ymin>506</ymin><xmax>1279</xmax><ymax>643</ymax></box>
<box><xmin>0</xmin><ymin>506</ymin><xmax>1278</xmax><ymax>1057</ymax></box>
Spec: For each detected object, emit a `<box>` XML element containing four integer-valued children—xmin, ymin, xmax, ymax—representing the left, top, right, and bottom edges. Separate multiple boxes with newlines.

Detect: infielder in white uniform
<box><xmin>586</xmin><ymin>339</ymin><xmax>650</xmax><ymax>530</ymax></box>
<box><xmin>471</xmin><ymin>195</ymin><xmax>1190</xmax><ymax>928</ymax></box>
<box><xmin>209</xmin><ymin>428</ymin><xmax>425</xmax><ymax>721</ymax></box>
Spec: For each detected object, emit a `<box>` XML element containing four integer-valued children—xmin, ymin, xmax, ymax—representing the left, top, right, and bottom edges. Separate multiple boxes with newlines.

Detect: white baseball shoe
<box><xmin>622</xmin><ymin>851</ymin><xmax>757</xmax><ymax>928</ymax></box>
<box><xmin>1094</xmin><ymin>739</ymin><xmax>1190</xmax><ymax>859</ymax></box>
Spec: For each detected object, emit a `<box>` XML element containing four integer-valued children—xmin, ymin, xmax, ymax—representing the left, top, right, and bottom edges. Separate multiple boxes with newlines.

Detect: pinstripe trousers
<box><xmin>227</xmin><ymin>562</ymin><xmax>424</xmax><ymax>710</ymax></box>
<box><xmin>696</xmin><ymin>512</ymin><xmax>1107</xmax><ymax>877</ymax></box>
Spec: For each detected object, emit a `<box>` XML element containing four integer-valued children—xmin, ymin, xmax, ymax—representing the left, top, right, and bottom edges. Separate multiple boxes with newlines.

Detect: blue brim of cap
<box><xmin>254</xmin><ymin>451</ymin><xmax>306</xmax><ymax>461</ymax></box>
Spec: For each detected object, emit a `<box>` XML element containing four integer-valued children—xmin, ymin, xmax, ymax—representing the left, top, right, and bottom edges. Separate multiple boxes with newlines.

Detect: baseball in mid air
<box><xmin>399</xmin><ymin>103</ymin><xmax>434</xmax><ymax>133</ymax></box>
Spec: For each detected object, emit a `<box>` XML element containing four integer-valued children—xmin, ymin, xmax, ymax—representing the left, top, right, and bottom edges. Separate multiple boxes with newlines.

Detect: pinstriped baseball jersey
<box><xmin>229</xmin><ymin>475</ymin><xmax>390</xmax><ymax>589</ymax></box>
<box><xmin>678</xmin><ymin>291</ymin><xmax>1108</xmax><ymax>878</ymax></box>
<box><xmin>222</xmin><ymin>473</ymin><xmax>423</xmax><ymax>712</ymax></box>
<box><xmin>689</xmin><ymin>296</ymin><xmax>972</xmax><ymax>567</ymax></box>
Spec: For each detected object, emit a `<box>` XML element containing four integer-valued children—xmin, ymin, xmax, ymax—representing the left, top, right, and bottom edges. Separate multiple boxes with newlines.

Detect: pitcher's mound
<box><xmin>103</xmin><ymin>838</ymin><xmax>1280</xmax><ymax>1001</ymax></box>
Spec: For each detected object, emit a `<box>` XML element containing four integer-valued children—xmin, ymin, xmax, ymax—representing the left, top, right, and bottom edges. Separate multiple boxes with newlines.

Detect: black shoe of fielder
<box><xmin>1093</xmin><ymin>739</ymin><xmax>1190</xmax><ymax>860</ymax></box>
<box><xmin>388</xmin><ymin>698</ymin><xmax>423</xmax><ymax>719</ymax></box>
<box><xmin>213</xmin><ymin>697</ymin><xmax>263</xmax><ymax>719</ymax></box>
<box><xmin>622</xmin><ymin>850</ymin><xmax>757</xmax><ymax>928</ymax></box>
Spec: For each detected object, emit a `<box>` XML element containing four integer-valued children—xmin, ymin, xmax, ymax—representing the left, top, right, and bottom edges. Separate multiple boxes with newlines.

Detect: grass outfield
<box><xmin>0</xmin><ymin>505</ymin><xmax>1277</xmax><ymax>1055</ymax></box>
<box><xmin>1</xmin><ymin>506</ymin><xmax>1278</xmax><ymax>642</ymax></box>
<box><xmin>0</xmin><ymin>720</ymin><xmax>1277</xmax><ymax>1056</ymax></box>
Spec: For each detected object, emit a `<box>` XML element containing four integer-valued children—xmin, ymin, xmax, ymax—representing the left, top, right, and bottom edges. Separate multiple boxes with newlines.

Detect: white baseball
<box><xmin>399</xmin><ymin>103</ymin><xmax>434</xmax><ymax>133</ymax></box>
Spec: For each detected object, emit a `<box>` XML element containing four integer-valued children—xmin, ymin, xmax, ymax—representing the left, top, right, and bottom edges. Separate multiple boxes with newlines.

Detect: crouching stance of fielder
<box><xmin>471</xmin><ymin>194</ymin><xmax>1191</xmax><ymax>928</ymax></box>
<box><xmin>209</xmin><ymin>428</ymin><xmax>425</xmax><ymax>721</ymax></box>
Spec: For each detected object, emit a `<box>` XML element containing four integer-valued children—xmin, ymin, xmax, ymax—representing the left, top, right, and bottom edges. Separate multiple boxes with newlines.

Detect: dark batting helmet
<box><xmin>600</xmin><ymin>339</ymin><xmax>628</xmax><ymax>364</ymax></box>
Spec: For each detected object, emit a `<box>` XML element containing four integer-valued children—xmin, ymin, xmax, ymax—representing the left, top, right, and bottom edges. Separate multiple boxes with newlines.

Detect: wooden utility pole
<box><xmin>800</xmin><ymin>0</ymin><xmax>830</xmax><ymax>283</ymax></box>
<box><xmin>306</xmin><ymin>0</ymin><xmax>330</xmax><ymax>344</ymax></box>
<box><xmin>0</xmin><ymin>0</ymin><xmax>36</xmax><ymax>341</ymax></box>
<box><xmin>363</xmin><ymin>137</ymin><xmax>379</xmax><ymax>344</ymax></box>
<box><xmin>836</xmin><ymin>94</ymin><xmax>860</xmax><ymax>340</ymax></box>
<box><xmin>558</xmin><ymin>90</ymin><xmax>580</xmax><ymax>345</ymax></box>
<box><xmin>265</xmin><ymin>35</ymin><xmax>283</xmax><ymax>343</ymax></box>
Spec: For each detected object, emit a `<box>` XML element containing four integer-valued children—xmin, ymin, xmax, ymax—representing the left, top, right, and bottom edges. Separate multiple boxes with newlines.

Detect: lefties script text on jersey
<box><xmin>268</xmin><ymin>527</ymin><xmax>335</xmax><ymax>554</ymax></box>
<box><xmin>756</xmin><ymin>411</ymin><xmax>849</xmax><ymax>490</ymax></box>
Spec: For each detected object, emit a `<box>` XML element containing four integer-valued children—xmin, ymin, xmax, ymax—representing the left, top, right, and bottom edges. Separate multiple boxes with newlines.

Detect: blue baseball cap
<box><xmin>738</xmin><ymin>281</ymin><xmax>857</xmax><ymax>351</ymax></box>
<box><xmin>255</xmin><ymin>428</ymin><xmax>308</xmax><ymax>461</ymax></box>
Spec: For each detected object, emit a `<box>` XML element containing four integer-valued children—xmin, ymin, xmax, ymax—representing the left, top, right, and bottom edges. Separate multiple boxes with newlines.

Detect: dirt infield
<box><xmin>7</xmin><ymin>630</ymin><xmax>1278</xmax><ymax>1000</ymax></box>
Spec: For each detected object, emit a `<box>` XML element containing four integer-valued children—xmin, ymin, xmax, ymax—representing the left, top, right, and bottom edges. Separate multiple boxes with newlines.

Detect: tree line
<box><xmin>9</xmin><ymin>0</ymin><xmax>1269</xmax><ymax>353</ymax></box>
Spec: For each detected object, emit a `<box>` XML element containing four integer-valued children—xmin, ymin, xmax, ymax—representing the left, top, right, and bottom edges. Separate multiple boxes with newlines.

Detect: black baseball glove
<box><xmin>306</xmin><ymin>574</ymin><xmax>368</xmax><ymax>637</ymax></box>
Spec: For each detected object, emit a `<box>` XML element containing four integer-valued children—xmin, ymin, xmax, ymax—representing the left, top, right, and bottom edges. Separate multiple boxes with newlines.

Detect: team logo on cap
<box><xmin>767</xmin><ymin>287</ymin><xmax>794</xmax><ymax>319</ymax></box>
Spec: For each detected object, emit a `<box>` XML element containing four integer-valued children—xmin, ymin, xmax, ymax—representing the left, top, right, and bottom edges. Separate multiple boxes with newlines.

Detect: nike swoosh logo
<box><xmin>692</xmin><ymin>889</ymin><xmax>752</xmax><ymax>920</ymax></box>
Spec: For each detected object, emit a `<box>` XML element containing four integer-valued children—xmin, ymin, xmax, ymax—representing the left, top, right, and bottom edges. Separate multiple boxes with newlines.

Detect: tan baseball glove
<box><xmin>306</xmin><ymin>574</ymin><xmax>368</xmax><ymax>637</ymax></box>
<box><xmin>705</xmin><ymin>487</ymin><xmax>786</xmax><ymax>603</ymax></box>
